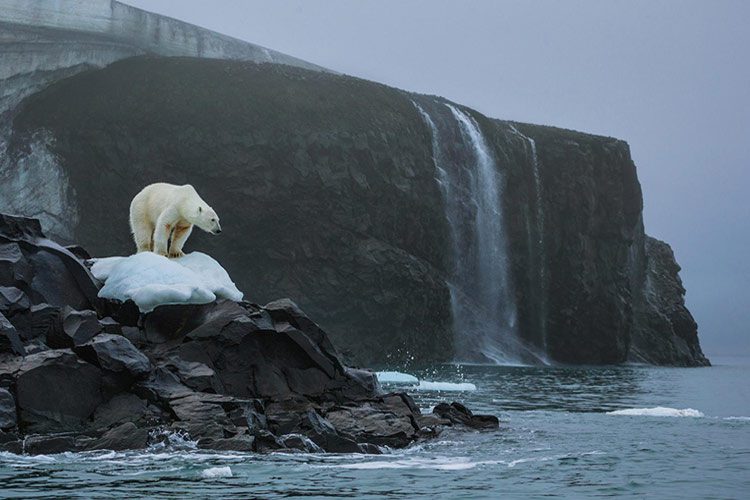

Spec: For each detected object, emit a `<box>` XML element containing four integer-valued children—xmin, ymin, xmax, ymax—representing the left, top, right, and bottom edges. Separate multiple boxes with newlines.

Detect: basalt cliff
<box><xmin>0</xmin><ymin>1</ymin><xmax>708</xmax><ymax>367</ymax></box>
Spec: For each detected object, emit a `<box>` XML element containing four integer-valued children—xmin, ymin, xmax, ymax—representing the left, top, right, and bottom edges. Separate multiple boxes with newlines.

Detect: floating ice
<box><xmin>606</xmin><ymin>407</ymin><xmax>704</xmax><ymax>417</ymax></box>
<box><xmin>412</xmin><ymin>381</ymin><xmax>477</xmax><ymax>392</ymax></box>
<box><xmin>375</xmin><ymin>371</ymin><xmax>419</xmax><ymax>384</ymax></box>
<box><xmin>200</xmin><ymin>466</ymin><xmax>232</xmax><ymax>478</ymax></box>
<box><xmin>91</xmin><ymin>252</ymin><xmax>243</xmax><ymax>313</ymax></box>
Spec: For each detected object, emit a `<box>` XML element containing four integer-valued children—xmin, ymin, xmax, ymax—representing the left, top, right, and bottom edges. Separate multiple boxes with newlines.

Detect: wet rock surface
<box><xmin>0</xmin><ymin>214</ymin><xmax>497</xmax><ymax>454</ymax></box>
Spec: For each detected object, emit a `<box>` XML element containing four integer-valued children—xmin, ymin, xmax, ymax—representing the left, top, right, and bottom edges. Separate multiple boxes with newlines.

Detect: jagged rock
<box><xmin>165</xmin><ymin>358</ymin><xmax>218</xmax><ymax>392</ymax></box>
<box><xmin>300</xmin><ymin>409</ymin><xmax>362</xmax><ymax>453</ymax></box>
<box><xmin>277</xmin><ymin>433</ymin><xmax>323</xmax><ymax>453</ymax></box>
<box><xmin>24</xmin><ymin>435</ymin><xmax>78</xmax><ymax>455</ymax></box>
<box><xmin>0</xmin><ymin>215</ymin><xmax>99</xmax><ymax>315</ymax></box>
<box><xmin>629</xmin><ymin>237</ymin><xmax>710</xmax><ymax>366</ymax></box>
<box><xmin>74</xmin><ymin>333</ymin><xmax>151</xmax><ymax>378</ymax></box>
<box><xmin>135</xmin><ymin>367</ymin><xmax>194</xmax><ymax>401</ymax></box>
<box><xmin>0</xmin><ymin>312</ymin><xmax>25</xmax><ymax>356</ymax></box>
<box><xmin>0</xmin><ymin>243</ymin><xmax>31</xmax><ymax>285</ymax></box>
<box><xmin>15</xmin><ymin>350</ymin><xmax>104</xmax><ymax>432</ymax></box>
<box><xmin>0</xmin><ymin>286</ymin><xmax>30</xmax><ymax>316</ymax></box>
<box><xmin>86</xmin><ymin>422</ymin><xmax>149</xmax><ymax>451</ymax></box>
<box><xmin>326</xmin><ymin>395</ymin><xmax>421</xmax><ymax>448</ymax></box>
<box><xmin>47</xmin><ymin>307</ymin><xmax>102</xmax><ymax>348</ymax></box>
<box><xmin>27</xmin><ymin>304</ymin><xmax>62</xmax><ymax>342</ymax></box>
<box><xmin>91</xmin><ymin>393</ymin><xmax>155</xmax><ymax>430</ymax></box>
<box><xmin>432</xmin><ymin>402</ymin><xmax>499</xmax><ymax>429</ymax></box>
<box><xmin>197</xmin><ymin>435</ymin><xmax>256</xmax><ymax>452</ymax></box>
<box><xmin>0</xmin><ymin>388</ymin><xmax>17</xmax><ymax>429</ymax></box>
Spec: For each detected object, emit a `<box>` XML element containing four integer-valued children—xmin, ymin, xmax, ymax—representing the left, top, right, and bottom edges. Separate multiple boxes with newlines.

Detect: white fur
<box><xmin>129</xmin><ymin>183</ymin><xmax>221</xmax><ymax>257</ymax></box>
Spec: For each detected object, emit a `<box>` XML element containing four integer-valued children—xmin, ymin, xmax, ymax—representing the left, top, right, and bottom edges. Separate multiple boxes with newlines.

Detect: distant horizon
<box><xmin>122</xmin><ymin>0</ymin><xmax>750</xmax><ymax>357</ymax></box>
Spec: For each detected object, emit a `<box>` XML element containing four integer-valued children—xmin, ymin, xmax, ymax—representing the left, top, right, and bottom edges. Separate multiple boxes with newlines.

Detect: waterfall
<box><xmin>508</xmin><ymin>124</ymin><xmax>548</xmax><ymax>352</ymax></box>
<box><xmin>413</xmin><ymin>99</ymin><xmax>525</xmax><ymax>364</ymax></box>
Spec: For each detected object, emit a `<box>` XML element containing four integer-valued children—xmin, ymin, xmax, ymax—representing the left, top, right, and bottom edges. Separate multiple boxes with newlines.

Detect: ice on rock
<box><xmin>375</xmin><ymin>371</ymin><xmax>420</xmax><ymax>384</ymax></box>
<box><xmin>91</xmin><ymin>252</ymin><xmax>243</xmax><ymax>313</ymax></box>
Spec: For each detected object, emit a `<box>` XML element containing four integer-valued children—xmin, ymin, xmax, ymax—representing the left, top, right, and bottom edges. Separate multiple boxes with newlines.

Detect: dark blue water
<box><xmin>1</xmin><ymin>357</ymin><xmax>748</xmax><ymax>499</ymax></box>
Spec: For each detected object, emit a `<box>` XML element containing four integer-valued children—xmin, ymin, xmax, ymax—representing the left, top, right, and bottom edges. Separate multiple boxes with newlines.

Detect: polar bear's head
<box><xmin>191</xmin><ymin>204</ymin><xmax>222</xmax><ymax>234</ymax></box>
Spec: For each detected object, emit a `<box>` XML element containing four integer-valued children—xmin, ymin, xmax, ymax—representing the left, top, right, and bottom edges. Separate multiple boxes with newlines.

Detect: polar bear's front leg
<box><xmin>153</xmin><ymin>211</ymin><xmax>176</xmax><ymax>257</ymax></box>
<box><xmin>168</xmin><ymin>224</ymin><xmax>193</xmax><ymax>258</ymax></box>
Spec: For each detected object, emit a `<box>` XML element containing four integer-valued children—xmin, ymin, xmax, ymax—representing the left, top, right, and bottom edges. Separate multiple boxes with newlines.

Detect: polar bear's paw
<box><xmin>168</xmin><ymin>250</ymin><xmax>186</xmax><ymax>259</ymax></box>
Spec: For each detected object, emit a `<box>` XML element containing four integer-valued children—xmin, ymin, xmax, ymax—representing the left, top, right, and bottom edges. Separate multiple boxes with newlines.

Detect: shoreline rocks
<box><xmin>0</xmin><ymin>213</ymin><xmax>497</xmax><ymax>455</ymax></box>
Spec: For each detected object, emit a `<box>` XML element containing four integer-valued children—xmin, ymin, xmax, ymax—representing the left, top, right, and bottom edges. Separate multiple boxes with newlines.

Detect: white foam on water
<box><xmin>332</xmin><ymin>456</ymin><xmax>482</xmax><ymax>471</ymax></box>
<box><xmin>413</xmin><ymin>380</ymin><xmax>477</xmax><ymax>392</ymax></box>
<box><xmin>606</xmin><ymin>407</ymin><xmax>704</xmax><ymax>417</ymax></box>
<box><xmin>375</xmin><ymin>371</ymin><xmax>419</xmax><ymax>384</ymax></box>
<box><xmin>724</xmin><ymin>416</ymin><xmax>750</xmax><ymax>421</ymax></box>
<box><xmin>91</xmin><ymin>251</ymin><xmax>242</xmax><ymax>313</ymax></box>
<box><xmin>200</xmin><ymin>466</ymin><xmax>232</xmax><ymax>478</ymax></box>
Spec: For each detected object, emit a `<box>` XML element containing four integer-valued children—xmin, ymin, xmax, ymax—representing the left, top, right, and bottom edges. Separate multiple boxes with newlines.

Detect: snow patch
<box><xmin>607</xmin><ymin>407</ymin><xmax>704</xmax><ymax>418</ymax></box>
<box><xmin>91</xmin><ymin>252</ymin><xmax>243</xmax><ymax>313</ymax></box>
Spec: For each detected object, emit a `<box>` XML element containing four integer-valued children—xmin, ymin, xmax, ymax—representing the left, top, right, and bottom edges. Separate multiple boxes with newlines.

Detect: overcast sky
<box><xmin>124</xmin><ymin>0</ymin><xmax>749</xmax><ymax>357</ymax></box>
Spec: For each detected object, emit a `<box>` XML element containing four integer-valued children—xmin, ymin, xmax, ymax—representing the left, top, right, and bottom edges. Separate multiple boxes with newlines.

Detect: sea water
<box><xmin>1</xmin><ymin>357</ymin><xmax>748</xmax><ymax>498</ymax></box>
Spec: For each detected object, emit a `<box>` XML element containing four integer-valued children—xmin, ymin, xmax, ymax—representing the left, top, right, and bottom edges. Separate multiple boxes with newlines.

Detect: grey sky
<box><xmin>123</xmin><ymin>0</ymin><xmax>750</xmax><ymax>357</ymax></box>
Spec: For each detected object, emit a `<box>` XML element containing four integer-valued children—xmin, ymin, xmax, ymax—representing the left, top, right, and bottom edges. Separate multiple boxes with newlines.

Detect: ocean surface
<box><xmin>1</xmin><ymin>356</ymin><xmax>748</xmax><ymax>499</ymax></box>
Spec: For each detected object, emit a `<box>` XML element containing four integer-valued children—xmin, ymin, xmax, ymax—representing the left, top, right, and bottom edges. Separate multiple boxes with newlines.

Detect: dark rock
<box><xmin>65</xmin><ymin>245</ymin><xmax>91</xmax><ymax>260</ymax></box>
<box><xmin>47</xmin><ymin>307</ymin><xmax>102</xmax><ymax>348</ymax></box>
<box><xmin>252</xmin><ymin>429</ymin><xmax>284</xmax><ymax>452</ymax></box>
<box><xmin>86</xmin><ymin>422</ymin><xmax>149</xmax><ymax>451</ymax></box>
<box><xmin>301</xmin><ymin>409</ymin><xmax>361</xmax><ymax>453</ymax></box>
<box><xmin>0</xmin><ymin>388</ymin><xmax>17</xmax><ymax>429</ymax></box>
<box><xmin>277</xmin><ymin>433</ymin><xmax>323</xmax><ymax>453</ymax></box>
<box><xmin>357</xmin><ymin>442</ymin><xmax>383</xmax><ymax>454</ymax></box>
<box><xmin>0</xmin><ymin>312</ymin><xmax>25</xmax><ymax>355</ymax></box>
<box><xmin>0</xmin><ymin>242</ymin><xmax>32</xmax><ymax>286</ymax></box>
<box><xmin>15</xmin><ymin>350</ymin><xmax>104</xmax><ymax>432</ymax></box>
<box><xmin>0</xmin><ymin>286</ymin><xmax>30</xmax><ymax>315</ymax></box>
<box><xmin>144</xmin><ymin>303</ymin><xmax>217</xmax><ymax>343</ymax></box>
<box><xmin>166</xmin><ymin>358</ymin><xmax>218</xmax><ymax>393</ymax></box>
<box><xmin>74</xmin><ymin>333</ymin><xmax>151</xmax><ymax>378</ymax></box>
<box><xmin>24</xmin><ymin>435</ymin><xmax>77</xmax><ymax>455</ymax></box>
<box><xmin>26</xmin><ymin>303</ymin><xmax>62</xmax><ymax>342</ymax></box>
<box><xmin>0</xmin><ymin>439</ymin><xmax>22</xmax><ymax>454</ymax></box>
<box><xmin>135</xmin><ymin>367</ymin><xmax>194</xmax><ymax>401</ymax></box>
<box><xmin>197</xmin><ymin>435</ymin><xmax>255</xmax><ymax>452</ymax></box>
<box><xmin>91</xmin><ymin>393</ymin><xmax>154</xmax><ymax>430</ymax></box>
<box><xmin>326</xmin><ymin>397</ymin><xmax>420</xmax><ymax>448</ymax></box>
<box><xmin>432</xmin><ymin>402</ymin><xmax>499</xmax><ymax>430</ymax></box>
<box><xmin>167</xmin><ymin>393</ymin><xmax>238</xmax><ymax>440</ymax></box>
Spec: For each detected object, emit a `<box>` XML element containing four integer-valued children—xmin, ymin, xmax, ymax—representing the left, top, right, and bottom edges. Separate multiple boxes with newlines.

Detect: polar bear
<box><xmin>129</xmin><ymin>183</ymin><xmax>221</xmax><ymax>258</ymax></box>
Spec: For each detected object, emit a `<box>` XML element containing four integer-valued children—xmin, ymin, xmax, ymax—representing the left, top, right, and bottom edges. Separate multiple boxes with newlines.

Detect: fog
<box><xmin>123</xmin><ymin>0</ymin><xmax>750</xmax><ymax>356</ymax></box>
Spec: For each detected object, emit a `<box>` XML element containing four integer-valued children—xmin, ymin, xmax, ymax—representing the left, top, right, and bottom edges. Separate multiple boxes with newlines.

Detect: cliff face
<box><xmin>4</xmin><ymin>56</ymin><xmax>708</xmax><ymax>366</ymax></box>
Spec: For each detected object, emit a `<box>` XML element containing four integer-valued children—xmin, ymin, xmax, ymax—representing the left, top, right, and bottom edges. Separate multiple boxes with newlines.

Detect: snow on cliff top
<box><xmin>90</xmin><ymin>252</ymin><xmax>243</xmax><ymax>313</ymax></box>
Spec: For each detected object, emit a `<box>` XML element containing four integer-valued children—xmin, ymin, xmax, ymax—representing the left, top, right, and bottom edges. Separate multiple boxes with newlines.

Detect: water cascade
<box><xmin>414</xmin><ymin>99</ymin><xmax>527</xmax><ymax>364</ymax></box>
<box><xmin>509</xmin><ymin>124</ymin><xmax>548</xmax><ymax>352</ymax></box>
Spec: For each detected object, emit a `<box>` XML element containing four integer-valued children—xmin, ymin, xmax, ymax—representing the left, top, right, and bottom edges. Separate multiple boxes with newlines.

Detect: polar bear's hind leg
<box><xmin>131</xmin><ymin>219</ymin><xmax>154</xmax><ymax>253</ymax></box>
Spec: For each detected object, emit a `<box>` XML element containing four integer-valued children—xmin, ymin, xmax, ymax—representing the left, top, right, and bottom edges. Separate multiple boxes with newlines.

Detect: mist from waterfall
<box><xmin>413</xmin><ymin>99</ymin><xmax>523</xmax><ymax>364</ymax></box>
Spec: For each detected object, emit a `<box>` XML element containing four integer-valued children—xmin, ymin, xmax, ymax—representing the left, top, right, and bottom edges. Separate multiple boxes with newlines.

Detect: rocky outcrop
<box><xmin>3</xmin><ymin>56</ymin><xmax>708</xmax><ymax>366</ymax></box>
<box><xmin>628</xmin><ymin>237</ymin><xmax>709</xmax><ymax>365</ymax></box>
<box><xmin>0</xmin><ymin>213</ymin><xmax>496</xmax><ymax>454</ymax></box>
